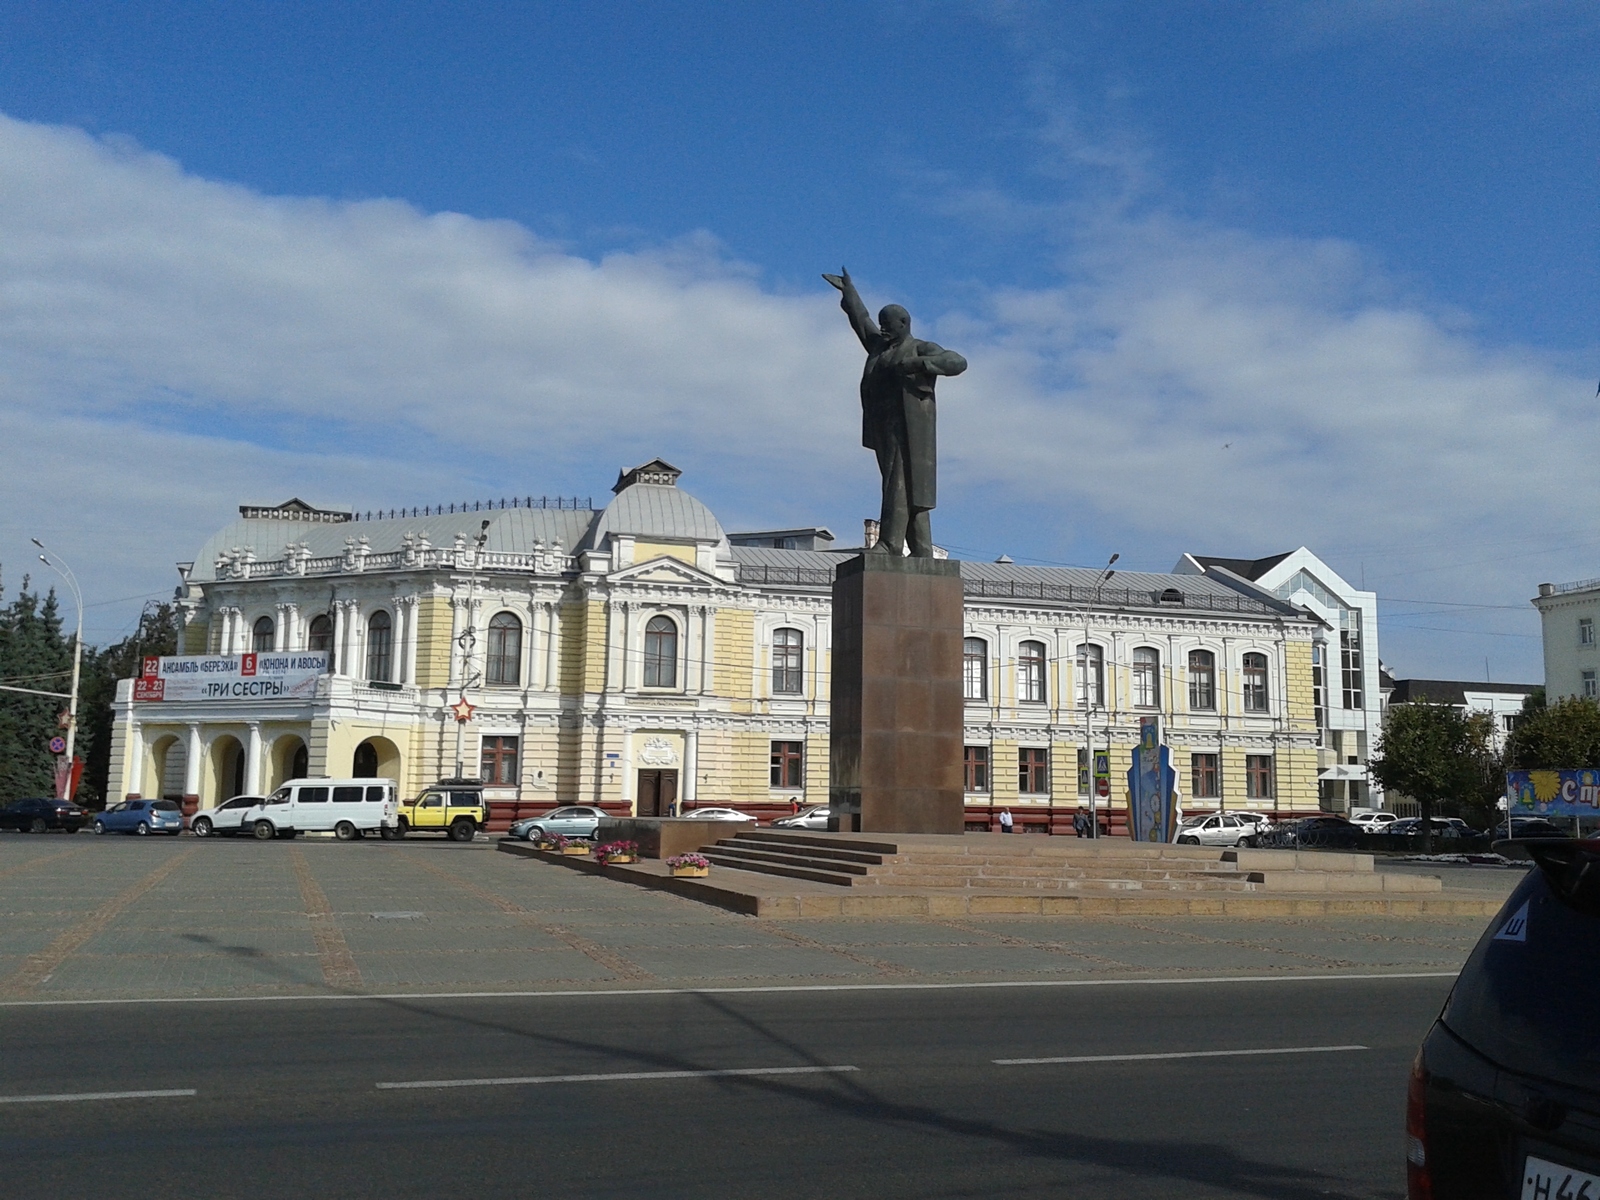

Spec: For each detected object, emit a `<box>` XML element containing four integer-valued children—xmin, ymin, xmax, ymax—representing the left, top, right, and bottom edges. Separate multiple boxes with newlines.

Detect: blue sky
<box><xmin>0</xmin><ymin>1</ymin><xmax>1594</xmax><ymax>680</ymax></box>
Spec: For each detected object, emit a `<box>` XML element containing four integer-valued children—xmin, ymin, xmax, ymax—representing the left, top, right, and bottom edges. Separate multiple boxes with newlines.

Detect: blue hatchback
<box><xmin>94</xmin><ymin>799</ymin><xmax>185</xmax><ymax>836</ymax></box>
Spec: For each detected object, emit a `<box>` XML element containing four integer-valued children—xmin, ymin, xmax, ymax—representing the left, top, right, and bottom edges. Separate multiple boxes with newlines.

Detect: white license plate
<box><xmin>1523</xmin><ymin>1155</ymin><xmax>1600</xmax><ymax>1200</ymax></box>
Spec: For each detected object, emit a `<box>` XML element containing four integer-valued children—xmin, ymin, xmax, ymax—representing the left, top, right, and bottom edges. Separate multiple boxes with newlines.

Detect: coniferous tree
<box><xmin>0</xmin><ymin>575</ymin><xmax>74</xmax><ymax>800</ymax></box>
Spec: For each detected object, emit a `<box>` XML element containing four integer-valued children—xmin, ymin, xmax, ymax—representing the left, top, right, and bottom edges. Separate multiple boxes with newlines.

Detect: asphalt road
<box><xmin>0</xmin><ymin>973</ymin><xmax>1449</xmax><ymax>1199</ymax></box>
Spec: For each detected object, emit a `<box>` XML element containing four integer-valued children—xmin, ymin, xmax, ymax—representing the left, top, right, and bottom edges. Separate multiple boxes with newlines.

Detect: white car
<box><xmin>679</xmin><ymin>807</ymin><xmax>758</xmax><ymax>823</ymax></box>
<box><xmin>1350</xmin><ymin>811</ymin><xmax>1400</xmax><ymax>833</ymax></box>
<box><xmin>1173</xmin><ymin>812</ymin><xmax>1252</xmax><ymax>847</ymax></box>
<box><xmin>190</xmin><ymin>794</ymin><xmax>269</xmax><ymax>837</ymax></box>
<box><xmin>771</xmin><ymin>805</ymin><xmax>831</xmax><ymax>830</ymax></box>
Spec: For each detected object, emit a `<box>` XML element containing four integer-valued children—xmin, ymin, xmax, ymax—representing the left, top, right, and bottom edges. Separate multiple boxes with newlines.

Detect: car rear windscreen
<box><xmin>298</xmin><ymin>787</ymin><xmax>329</xmax><ymax>803</ymax></box>
<box><xmin>332</xmin><ymin>787</ymin><xmax>363</xmax><ymax>804</ymax></box>
<box><xmin>1442</xmin><ymin>865</ymin><xmax>1600</xmax><ymax>1093</ymax></box>
<box><xmin>152</xmin><ymin>801</ymin><xmax>180</xmax><ymax>811</ymax></box>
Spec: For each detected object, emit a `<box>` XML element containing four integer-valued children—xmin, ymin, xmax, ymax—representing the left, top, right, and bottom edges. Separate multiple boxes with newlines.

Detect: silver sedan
<box><xmin>508</xmin><ymin>806</ymin><xmax>603</xmax><ymax>841</ymax></box>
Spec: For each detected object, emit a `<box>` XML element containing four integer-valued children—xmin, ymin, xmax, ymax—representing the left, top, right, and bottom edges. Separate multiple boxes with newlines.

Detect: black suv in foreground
<box><xmin>1408</xmin><ymin>838</ymin><xmax>1600</xmax><ymax>1198</ymax></box>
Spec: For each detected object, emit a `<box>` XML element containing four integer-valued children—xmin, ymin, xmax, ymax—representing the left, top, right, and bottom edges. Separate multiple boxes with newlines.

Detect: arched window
<box><xmin>963</xmin><ymin>637</ymin><xmax>988</xmax><ymax>700</ymax></box>
<box><xmin>643</xmin><ymin>615</ymin><xmax>678</xmax><ymax>688</ymax></box>
<box><xmin>772</xmin><ymin>628</ymin><xmax>804</xmax><ymax>694</ymax></box>
<box><xmin>1243</xmin><ymin>652</ymin><xmax>1269</xmax><ymax>712</ymax></box>
<box><xmin>252</xmin><ymin>616</ymin><xmax>275</xmax><ymax>652</ymax></box>
<box><xmin>366</xmin><ymin>610</ymin><xmax>393</xmax><ymax>682</ymax></box>
<box><xmin>1076</xmin><ymin>644</ymin><xmax>1104</xmax><ymax>708</ymax></box>
<box><xmin>1188</xmin><ymin>649</ymin><xmax>1216</xmax><ymax>711</ymax></box>
<box><xmin>1018</xmin><ymin>640</ymin><xmax>1046</xmax><ymax>704</ymax></box>
<box><xmin>486</xmin><ymin>612</ymin><xmax>522</xmax><ymax>686</ymax></box>
<box><xmin>307</xmin><ymin>614</ymin><xmax>333</xmax><ymax>653</ymax></box>
<box><xmin>1133</xmin><ymin>647</ymin><xmax>1161</xmax><ymax>708</ymax></box>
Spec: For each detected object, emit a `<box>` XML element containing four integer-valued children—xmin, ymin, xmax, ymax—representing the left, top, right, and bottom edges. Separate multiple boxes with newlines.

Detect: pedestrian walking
<box><xmin>1073</xmin><ymin>807</ymin><xmax>1089</xmax><ymax>838</ymax></box>
<box><xmin>791</xmin><ymin>797</ymin><xmax>802</xmax><ymax>816</ymax></box>
<box><xmin>999</xmin><ymin>808</ymin><xmax>1014</xmax><ymax>834</ymax></box>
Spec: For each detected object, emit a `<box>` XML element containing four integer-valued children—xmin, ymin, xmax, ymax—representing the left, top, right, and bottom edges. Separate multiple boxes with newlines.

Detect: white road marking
<box><xmin>996</xmin><ymin>1044</ymin><xmax>1368</xmax><ymax>1065</ymax></box>
<box><xmin>376</xmin><ymin>1065</ymin><xmax>859</xmax><ymax>1091</ymax></box>
<box><xmin>0</xmin><ymin>970</ymin><xmax>1460</xmax><ymax>1008</ymax></box>
<box><xmin>0</xmin><ymin>1088</ymin><xmax>197</xmax><ymax>1104</ymax></box>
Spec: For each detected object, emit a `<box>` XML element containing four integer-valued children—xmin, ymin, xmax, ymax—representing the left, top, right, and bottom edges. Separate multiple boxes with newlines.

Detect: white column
<box><xmin>346</xmin><ymin>601</ymin><xmax>362</xmax><ymax>679</ymax></box>
<box><xmin>623</xmin><ymin>603</ymin><xmax>639</xmax><ymax>692</ymax></box>
<box><xmin>392</xmin><ymin>598</ymin><xmax>409</xmax><ymax>685</ymax></box>
<box><xmin>403</xmin><ymin>598</ymin><xmax>418</xmax><ymax>686</ymax></box>
<box><xmin>245</xmin><ymin>723</ymin><xmax>262</xmax><ymax>795</ymax></box>
<box><xmin>331</xmin><ymin>602</ymin><xmax>347</xmax><ymax>674</ymax></box>
<box><xmin>682</xmin><ymin>728</ymin><xmax>698</xmax><ymax>802</ymax></box>
<box><xmin>606</xmin><ymin>601</ymin><xmax>624</xmax><ymax>693</ymax></box>
<box><xmin>127</xmin><ymin>722</ymin><xmax>143</xmax><ymax>799</ymax></box>
<box><xmin>285</xmin><ymin>603</ymin><xmax>300</xmax><ymax>651</ymax></box>
<box><xmin>272</xmin><ymin>606</ymin><xmax>286</xmax><ymax>651</ymax></box>
<box><xmin>545</xmin><ymin>602</ymin><xmax>561</xmax><ymax>692</ymax></box>
<box><xmin>183</xmin><ymin>723</ymin><xmax>203</xmax><ymax>800</ymax></box>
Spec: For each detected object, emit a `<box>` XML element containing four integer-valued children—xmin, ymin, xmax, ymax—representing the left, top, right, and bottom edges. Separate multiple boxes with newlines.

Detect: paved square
<box><xmin>0</xmin><ymin>834</ymin><xmax>1500</xmax><ymax>1002</ymax></box>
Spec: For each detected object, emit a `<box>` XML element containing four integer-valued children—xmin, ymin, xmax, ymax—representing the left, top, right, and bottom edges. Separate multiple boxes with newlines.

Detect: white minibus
<box><xmin>245</xmin><ymin>778</ymin><xmax>399</xmax><ymax>841</ymax></box>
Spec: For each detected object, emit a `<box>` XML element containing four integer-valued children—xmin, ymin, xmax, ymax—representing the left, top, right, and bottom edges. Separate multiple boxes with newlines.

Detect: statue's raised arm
<box><xmin>823</xmin><ymin>269</ymin><xmax>885</xmax><ymax>353</ymax></box>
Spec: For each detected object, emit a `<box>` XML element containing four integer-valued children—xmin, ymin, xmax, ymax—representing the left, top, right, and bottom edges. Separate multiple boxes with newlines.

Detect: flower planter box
<box><xmin>603</xmin><ymin>855</ymin><xmax>638</xmax><ymax>865</ymax></box>
<box><xmin>669</xmin><ymin>865</ymin><xmax>709</xmax><ymax>878</ymax></box>
<box><xmin>560</xmin><ymin>845</ymin><xmax>591</xmax><ymax>856</ymax></box>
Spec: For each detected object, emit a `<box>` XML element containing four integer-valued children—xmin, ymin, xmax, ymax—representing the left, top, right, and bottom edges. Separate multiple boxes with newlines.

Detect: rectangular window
<box><xmin>1502</xmin><ymin>714</ymin><xmax>1517</xmax><ymax>733</ymax></box>
<box><xmin>1191</xmin><ymin>753</ymin><xmax>1219</xmax><ymax>800</ymax></box>
<box><xmin>332</xmin><ymin>786</ymin><xmax>363</xmax><ymax>804</ymax></box>
<box><xmin>1132</xmin><ymin>647</ymin><xmax>1160</xmax><ymax>708</ymax></box>
<box><xmin>963</xmin><ymin>638</ymin><xmax>988</xmax><ymax>701</ymax></box>
<box><xmin>772</xmin><ymin>628</ymin><xmax>804</xmax><ymax>694</ymax></box>
<box><xmin>1076</xmin><ymin>644</ymin><xmax>1104</xmax><ymax>708</ymax></box>
<box><xmin>365</xmin><ymin>786</ymin><xmax>387</xmax><ymax>803</ymax></box>
<box><xmin>1019</xmin><ymin>747</ymin><xmax>1049</xmax><ymax>795</ymax></box>
<box><xmin>770</xmin><ymin>741</ymin><xmax>803</xmax><ymax>789</ymax></box>
<box><xmin>963</xmin><ymin>745</ymin><xmax>990</xmax><ymax>793</ymax></box>
<box><xmin>298</xmin><ymin>787</ymin><xmax>329</xmax><ymax>804</ymax></box>
<box><xmin>1341</xmin><ymin>628</ymin><xmax>1363</xmax><ymax>709</ymax></box>
<box><xmin>1242</xmin><ymin>653</ymin><xmax>1269</xmax><ymax>713</ymax></box>
<box><xmin>1246</xmin><ymin>755</ymin><xmax>1275</xmax><ymax>800</ymax></box>
<box><xmin>1188</xmin><ymin>650</ymin><xmax>1216</xmax><ymax>711</ymax></box>
<box><xmin>1583</xmin><ymin>618</ymin><xmax>1595</xmax><ymax>646</ymax></box>
<box><xmin>480</xmin><ymin>736</ymin><xmax>520</xmax><ymax>786</ymax></box>
<box><xmin>1018</xmin><ymin>641</ymin><xmax>1046</xmax><ymax>704</ymax></box>
<box><xmin>1585</xmin><ymin>670</ymin><xmax>1597</xmax><ymax>699</ymax></box>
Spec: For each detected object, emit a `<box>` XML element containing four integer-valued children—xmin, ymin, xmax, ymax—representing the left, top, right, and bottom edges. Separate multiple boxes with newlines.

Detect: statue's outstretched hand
<box><xmin>821</xmin><ymin>269</ymin><xmax>850</xmax><ymax>292</ymax></box>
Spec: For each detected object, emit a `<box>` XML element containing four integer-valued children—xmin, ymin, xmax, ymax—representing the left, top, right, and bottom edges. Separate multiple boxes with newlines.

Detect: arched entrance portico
<box><xmin>270</xmin><ymin>734</ymin><xmax>309</xmax><ymax>790</ymax></box>
<box><xmin>148</xmin><ymin>734</ymin><xmax>182</xmax><ymax>801</ymax></box>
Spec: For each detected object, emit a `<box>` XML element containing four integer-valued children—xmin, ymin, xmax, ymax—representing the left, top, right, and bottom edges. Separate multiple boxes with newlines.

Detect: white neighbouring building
<box><xmin>1534</xmin><ymin>577</ymin><xmax>1600</xmax><ymax>703</ymax></box>
<box><xmin>1175</xmin><ymin>548</ymin><xmax>1383</xmax><ymax>812</ymax></box>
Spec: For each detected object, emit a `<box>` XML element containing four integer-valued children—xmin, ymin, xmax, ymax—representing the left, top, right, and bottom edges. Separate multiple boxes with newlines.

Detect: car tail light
<box><xmin>1406</xmin><ymin>1050</ymin><xmax>1432</xmax><ymax>1200</ymax></box>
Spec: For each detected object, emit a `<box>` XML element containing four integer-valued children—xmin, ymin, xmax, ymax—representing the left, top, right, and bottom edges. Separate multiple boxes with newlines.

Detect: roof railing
<box><xmin>350</xmin><ymin>496</ymin><xmax>592</xmax><ymax>521</ymax></box>
<box><xmin>1552</xmin><ymin>576</ymin><xmax>1600</xmax><ymax>595</ymax></box>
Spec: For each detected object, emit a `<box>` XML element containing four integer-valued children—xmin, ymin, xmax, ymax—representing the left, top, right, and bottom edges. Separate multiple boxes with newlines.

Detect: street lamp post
<box><xmin>32</xmin><ymin>539</ymin><xmax>84</xmax><ymax>799</ymax></box>
<box><xmin>1079</xmin><ymin>554</ymin><xmax>1118</xmax><ymax>839</ymax></box>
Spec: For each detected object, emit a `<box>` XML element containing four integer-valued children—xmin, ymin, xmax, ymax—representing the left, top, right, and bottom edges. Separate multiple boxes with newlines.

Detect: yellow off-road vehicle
<box><xmin>390</xmin><ymin>779</ymin><xmax>488</xmax><ymax>841</ymax></box>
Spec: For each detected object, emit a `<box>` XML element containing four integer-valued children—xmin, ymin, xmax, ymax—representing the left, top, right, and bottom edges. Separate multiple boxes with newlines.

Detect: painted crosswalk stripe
<box><xmin>377</xmin><ymin>1065</ymin><xmax>858</xmax><ymax>1090</ymax></box>
<box><xmin>0</xmin><ymin>1088</ymin><xmax>197</xmax><ymax>1104</ymax></box>
<box><xmin>996</xmin><ymin>1044</ymin><xmax>1368</xmax><ymax>1065</ymax></box>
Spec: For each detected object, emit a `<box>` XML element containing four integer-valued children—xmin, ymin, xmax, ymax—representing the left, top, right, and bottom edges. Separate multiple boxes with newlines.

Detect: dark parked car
<box><xmin>1407</xmin><ymin>838</ymin><xmax>1600</xmax><ymax>1198</ymax></box>
<box><xmin>0</xmin><ymin>797</ymin><xmax>86</xmax><ymax>833</ymax></box>
<box><xmin>1493</xmin><ymin>816</ymin><xmax>1569</xmax><ymax>840</ymax></box>
<box><xmin>1249</xmin><ymin>815</ymin><xmax>1362</xmax><ymax>850</ymax></box>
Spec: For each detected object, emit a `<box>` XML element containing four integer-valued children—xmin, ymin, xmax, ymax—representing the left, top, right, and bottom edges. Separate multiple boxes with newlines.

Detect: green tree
<box><xmin>1504</xmin><ymin>695</ymin><xmax>1600</xmax><ymax>771</ymax></box>
<box><xmin>77</xmin><ymin>601</ymin><xmax>181</xmax><ymax>808</ymax></box>
<box><xmin>0</xmin><ymin>575</ymin><xmax>74</xmax><ymax>800</ymax></box>
<box><xmin>1369</xmin><ymin>702</ymin><xmax>1499</xmax><ymax>851</ymax></box>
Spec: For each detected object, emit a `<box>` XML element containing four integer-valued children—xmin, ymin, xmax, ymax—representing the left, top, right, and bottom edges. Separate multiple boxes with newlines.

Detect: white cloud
<box><xmin>0</xmin><ymin>112</ymin><xmax>1581</xmax><ymax>677</ymax></box>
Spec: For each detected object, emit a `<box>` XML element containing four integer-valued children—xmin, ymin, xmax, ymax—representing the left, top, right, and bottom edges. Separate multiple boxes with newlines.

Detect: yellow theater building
<box><xmin>109</xmin><ymin>460</ymin><xmax>1328</xmax><ymax>831</ymax></box>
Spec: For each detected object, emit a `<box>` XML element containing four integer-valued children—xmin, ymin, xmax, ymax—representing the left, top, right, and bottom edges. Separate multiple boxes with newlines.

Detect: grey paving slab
<box><xmin>77</xmin><ymin>928</ymin><xmax>320</xmax><ymax>956</ymax></box>
<box><xmin>39</xmin><ymin>953</ymin><xmax>327</xmax><ymax>992</ymax></box>
<box><xmin>863</xmin><ymin>944</ymin><xmax>1098</xmax><ymax>974</ymax></box>
<box><xmin>339</xmin><ymin>922</ymin><xmax>572</xmax><ymax>954</ymax></box>
<box><xmin>617</xmin><ymin>945</ymin><xmax>883</xmax><ymax>979</ymax></box>
<box><xmin>353</xmin><ymin>949</ymin><xmax>616</xmax><ymax>987</ymax></box>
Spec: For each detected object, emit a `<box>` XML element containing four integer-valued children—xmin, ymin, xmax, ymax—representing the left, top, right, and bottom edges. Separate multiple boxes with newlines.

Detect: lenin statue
<box><xmin>824</xmin><ymin>269</ymin><xmax>967</xmax><ymax>558</ymax></box>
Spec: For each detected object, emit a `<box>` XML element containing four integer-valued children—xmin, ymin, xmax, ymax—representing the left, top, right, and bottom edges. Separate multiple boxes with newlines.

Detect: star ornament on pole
<box><xmin>450</xmin><ymin>696</ymin><xmax>476</xmax><ymax>724</ymax></box>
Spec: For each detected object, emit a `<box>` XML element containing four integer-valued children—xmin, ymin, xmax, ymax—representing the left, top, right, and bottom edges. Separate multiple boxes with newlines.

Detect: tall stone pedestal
<box><xmin>829</xmin><ymin>554</ymin><xmax>964</xmax><ymax>835</ymax></box>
